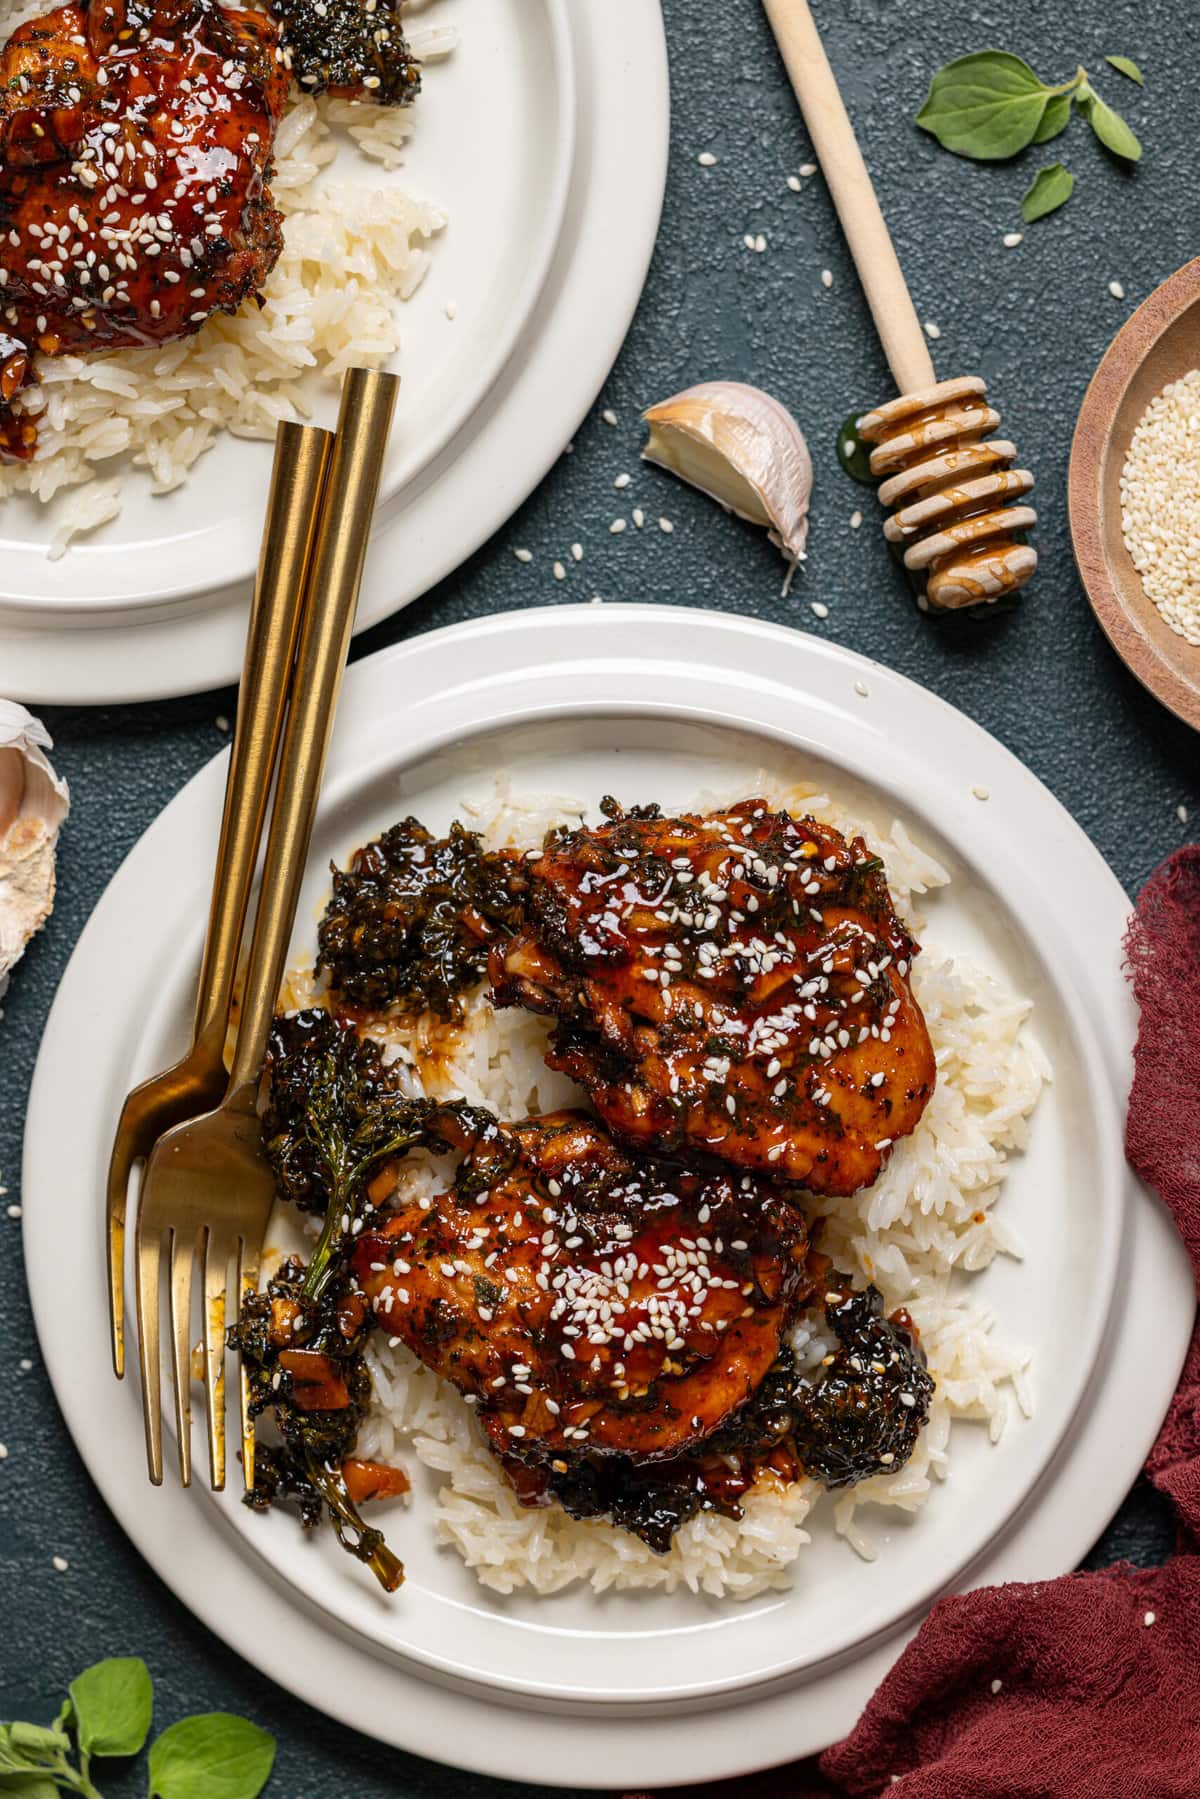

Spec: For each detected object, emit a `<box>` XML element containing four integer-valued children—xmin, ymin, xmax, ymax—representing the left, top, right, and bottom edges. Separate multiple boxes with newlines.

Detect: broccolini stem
<box><xmin>306</xmin><ymin>1453</ymin><xmax>405</xmax><ymax>1593</ymax></box>
<box><xmin>302</xmin><ymin>1126</ymin><xmax>427</xmax><ymax>1302</ymax></box>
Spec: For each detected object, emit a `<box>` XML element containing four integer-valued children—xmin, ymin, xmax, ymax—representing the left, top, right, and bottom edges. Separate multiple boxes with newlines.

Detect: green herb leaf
<box><xmin>0</xmin><ymin>1775</ymin><xmax>60</xmax><ymax>1796</ymax></box>
<box><xmin>70</xmin><ymin>1658</ymin><xmax>153</xmax><ymax>1760</ymax></box>
<box><xmin>147</xmin><ymin>1714</ymin><xmax>275</xmax><ymax>1799</ymax></box>
<box><xmin>1020</xmin><ymin>161</ymin><xmax>1075</xmax><ymax>221</ymax></box>
<box><xmin>916</xmin><ymin>50</ymin><xmax>1054</xmax><ymax>160</ymax></box>
<box><xmin>1081</xmin><ymin>91</ymin><xmax>1142</xmax><ymax>159</ymax></box>
<box><xmin>835</xmin><ymin>412</ymin><xmax>875</xmax><ymax>486</ymax></box>
<box><xmin>1105</xmin><ymin>53</ymin><xmax>1144</xmax><ymax>85</ymax></box>
<box><xmin>1032</xmin><ymin>92</ymin><xmax>1071</xmax><ymax>142</ymax></box>
<box><xmin>3</xmin><ymin>1727</ymin><xmax>67</xmax><ymax>1761</ymax></box>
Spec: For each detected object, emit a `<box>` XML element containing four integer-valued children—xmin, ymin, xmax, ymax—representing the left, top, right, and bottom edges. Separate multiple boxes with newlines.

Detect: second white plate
<box><xmin>0</xmin><ymin>3</ymin><xmax>668</xmax><ymax>701</ymax></box>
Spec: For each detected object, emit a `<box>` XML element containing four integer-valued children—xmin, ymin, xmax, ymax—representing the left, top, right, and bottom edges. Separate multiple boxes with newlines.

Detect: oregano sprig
<box><xmin>916</xmin><ymin>49</ymin><xmax>1144</xmax><ymax>220</ymax></box>
<box><xmin>0</xmin><ymin>1660</ymin><xmax>274</xmax><ymax>1799</ymax></box>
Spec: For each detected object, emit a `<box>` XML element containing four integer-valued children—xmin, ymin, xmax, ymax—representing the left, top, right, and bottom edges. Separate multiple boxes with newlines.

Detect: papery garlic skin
<box><xmin>0</xmin><ymin>701</ymin><xmax>69</xmax><ymax>999</ymax></box>
<box><xmin>642</xmin><ymin>382</ymin><xmax>813</xmax><ymax>587</ymax></box>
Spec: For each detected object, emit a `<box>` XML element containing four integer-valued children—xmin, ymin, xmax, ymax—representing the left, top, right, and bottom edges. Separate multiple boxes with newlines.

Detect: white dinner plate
<box><xmin>24</xmin><ymin>609</ymin><xmax>1192</xmax><ymax>1785</ymax></box>
<box><xmin>0</xmin><ymin>3</ymin><xmax>668</xmax><ymax>701</ymax></box>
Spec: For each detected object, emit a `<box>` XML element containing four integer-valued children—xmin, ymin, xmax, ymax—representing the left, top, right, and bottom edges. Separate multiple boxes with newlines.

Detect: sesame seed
<box><xmin>1144</xmin><ymin>1610</ymin><xmax>1157</xmax><ymax>1626</ymax></box>
<box><xmin>1109</xmin><ymin>279</ymin><xmax>1126</xmax><ymax>299</ymax></box>
<box><xmin>971</xmin><ymin>784</ymin><xmax>990</xmax><ymax>801</ymax></box>
<box><xmin>553</xmin><ymin>560</ymin><xmax>566</xmax><ymax>581</ymax></box>
<box><xmin>698</xmin><ymin>151</ymin><xmax>717</xmax><ymax>167</ymax></box>
<box><xmin>514</xmin><ymin>547</ymin><xmax>533</xmax><ymax>563</ymax></box>
<box><xmin>854</xmin><ymin>680</ymin><xmax>869</xmax><ymax>697</ymax></box>
<box><xmin>1003</xmin><ymin>232</ymin><xmax>1023</xmax><ymax>248</ymax></box>
<box><xmin>610</xmin><ymin>518</ymin><xmax>627</xmax><ymax>534</ymax></box>
<box><xmin>924</xmin><ymin>320</ymin><xmax>941</xmax><ymax>340</ymax></box>
<box><xmin>5</xmin><ymin>1204</ymin><xmax>21</xmax><ymax>1219</ymax></box>
<box><xmin>632</xmin><ymin>508</ymin><xmax>645</xmax><ymax>527</ymax></box>
<box><xmin>787</xmin><ymin>174</ymin><xmax>802</xmax><ymax>192</ymax></box>
<box><xmin>990</xmin><ymin>1678</ymin><xmax>1003</xmax><ymax>1694</ymax></box>
<box><xmin>52</xmin><ymin>1556</ymin><xmax>69</xmax><ymax>1572</ymax></box>
<box><xmin>810</xmin><ymin>601</ymin><xmax>829</xmax><ymax>619</ymax></box>
<box><xmin>658</xmin><ymin>517</ymin><xmax>674</xmax><ymax>533</ymax></box>
<box><xmin>1178</xmin><ymin>804</ymin><xmax>1190</xmax><ymax>824</ymax></box>
<box><xmin>799</xmin><ymin>162</ymin><xmax>817</xmax><ymax>177</ymax></box>
<box><xmin>614</xmin><ymin>472</ymin><xmax>631</xmax><ymax>489</ymax></box>
<box><xmin>820</xmin><ymin>268</ymin><xmax>833</xmax><ymax>288</ymax></box>
<box><xmin>0</xmin><ymin>1444</ymin><xmax>7</xmax><ymax>1460</ymax></box>
<box><xmin>570</xmin><ymin>542</ymin><xmax>583</xmax><ymax>561</ymax></box>
<box><xmin>602</xmin><ymin>408</ymin><xmax>618</xmax><ymax>426</ymax></box>
<box><xmin>754</xmin><ymin>233</ymin><xmax>767</xmax><ymax>253</ymax></box>
<box><xmin>1120</xmin><ymin>368</ymin><xmax>1200</xmax><ymax>645</ymax></box>
<box><xmin>445</xmin><ymin>299</ymin><xmax>457</xmax><ymax>320</ymax></box>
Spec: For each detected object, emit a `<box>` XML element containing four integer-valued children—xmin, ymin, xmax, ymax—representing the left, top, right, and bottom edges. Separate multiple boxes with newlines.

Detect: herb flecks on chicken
<box><xmin>233</xmin><ymin>1010</ymin><xmax>437</xmax><ymax>1591</ymax></box>
<box><xmin>0</xmin><ymin>0</ymin><xmax>288</xmax><ymax>462</ymax></box>
<box><xmin>270</xmin><ymin>0</ymin><xmax>420</xmax><ymax>104</ymax></box>
<box><xmin>318</xmin><ymin>818</ymin><xmax>527</xmax><ymax>1020</ymax></box>
<box><xmin>353</xmin><ymin>1105</ymin><xmax>823</xmax><ymax>1548</ymax></box>
<box><xmin>491</xmin><ymin>798</ymin><xmax>936</xmax><ymax>1196</ymax></box>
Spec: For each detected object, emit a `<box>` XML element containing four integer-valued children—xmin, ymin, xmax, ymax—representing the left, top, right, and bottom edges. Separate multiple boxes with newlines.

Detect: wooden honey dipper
<box><xmin>762</xmin><ymin>0</ymin><xmax>1038</xmax><ymax>611</ymax></box>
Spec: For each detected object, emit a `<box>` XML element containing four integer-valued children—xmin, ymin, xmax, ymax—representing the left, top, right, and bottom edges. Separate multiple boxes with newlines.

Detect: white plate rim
<box><xmin>0</xmin><ymin>2</ymin><xmax>669</xmax><ymax>700</ymax></box>
<box><xmin>22</xmin><ymin>607</ymin><xmax>1194</xmax><ymax>1783</ymax></box>
<box><xmin>0</xmin><ymin>0</ymin><xmax>578</xmax><ymax>621</ymax></box>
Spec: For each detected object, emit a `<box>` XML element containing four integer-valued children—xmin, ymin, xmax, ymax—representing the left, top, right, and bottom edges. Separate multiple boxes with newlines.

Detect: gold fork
<box><xmin>135</xmin><ymin>367</ymin><xmax>399</xmax><ymax>1491</ymax></box>
<box><xmin>106</xmin><ymin>419</ymin><xmax>333</xmax><ymax>1392</ymax></box>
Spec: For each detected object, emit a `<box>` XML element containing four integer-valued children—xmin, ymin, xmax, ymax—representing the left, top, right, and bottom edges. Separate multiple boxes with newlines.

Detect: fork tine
<box><xmin>106</xmin><ymin>1111</ymin><xmax>134</xmax><ymax>1380</ymax></box>
<box><xmin>134</xmin><ymin>1206</ymin><xmax>164</xmax><ymax>1486</ymax></box>
<box><xmin>202</xmin><ymin>1227</ymin><xmax>233</xmax><ymax>1491</ymax></box>
<box><xmin>168</xmin><ymin>1224</ymin><xmax>199</xmax><ymax>1488</ymax></box>
<box><xmin>237</xmin><ymin>1234</ymin><xmax>263</xmax><ymax>1494</ymax></box>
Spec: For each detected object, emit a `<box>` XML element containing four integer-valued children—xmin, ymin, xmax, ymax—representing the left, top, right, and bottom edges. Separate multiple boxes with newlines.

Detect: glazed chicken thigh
<box><xmin>491</xmin><ymin>800</ymin><xmax>936</xmax><ymax>1196</ymax></box>
<box><xmin>0</xmin><ymin>0</ymin><xmax>288</xmax><ymax>458</ymax></box>
<box><xmin>353</xmin><ymin>1106</ymin><xmax>818</xmax><ymax>1506</ymax></box>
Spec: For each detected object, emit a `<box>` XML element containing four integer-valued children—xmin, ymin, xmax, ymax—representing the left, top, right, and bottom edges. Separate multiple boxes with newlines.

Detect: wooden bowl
<box><xmin>1069</xmin><ymin>256</ymin><xmax>1200</xmax><ymax>732</ymax></box>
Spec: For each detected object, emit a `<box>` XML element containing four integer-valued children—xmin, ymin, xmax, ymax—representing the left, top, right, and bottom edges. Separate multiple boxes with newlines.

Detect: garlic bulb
<box><xmin>642</xmin><ymin>382</ymin><xmax>813</xmax><ymax>588</ymax></box>
<box><xmin>0</xmin><ymin>701</ymin><xmax>69</xmax><ymax>999</ymax></box>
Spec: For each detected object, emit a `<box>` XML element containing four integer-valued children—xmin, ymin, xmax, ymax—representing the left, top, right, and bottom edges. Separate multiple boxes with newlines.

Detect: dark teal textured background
<box><xmin>2</xmin><ymin>0</ymin><xmax>1197</xmax><ymax>1792</ymax></box>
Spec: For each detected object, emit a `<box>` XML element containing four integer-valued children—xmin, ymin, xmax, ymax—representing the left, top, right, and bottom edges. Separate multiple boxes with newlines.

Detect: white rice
<box><xmin>273</xmin><ymin>776</ymin><xmax>1049</xmax><ymax>1600</ymax></box>
<box><xmin>0</xmin><ymin>2</ymin><xmax>451</xmax><ymax>553</ymax></box>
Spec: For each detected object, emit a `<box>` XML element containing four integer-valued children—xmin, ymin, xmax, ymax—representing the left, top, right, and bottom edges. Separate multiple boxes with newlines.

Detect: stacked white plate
<box><xmin>0</xmin><ymin>0</ymin><xmax>669</xmax><ymax>703</ymax></box>
<box><xmin>24</xmin><ymin>608</ymin><xmax>1192</xmax><ymax>1788</ymax></box>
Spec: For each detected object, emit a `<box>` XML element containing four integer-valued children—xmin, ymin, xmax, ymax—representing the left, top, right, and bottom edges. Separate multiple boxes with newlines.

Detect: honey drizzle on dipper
<box><xmin>858</xmin><ymin>377</ymin><xmax>1038</xmax><ymax>612</ymax></box>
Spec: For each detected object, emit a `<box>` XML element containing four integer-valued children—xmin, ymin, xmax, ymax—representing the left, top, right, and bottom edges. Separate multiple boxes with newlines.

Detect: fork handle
<box><xmin>192</xmin><ymin>422</ymin><xmax>334</xmax><ymax>1051</ymax></box>
<box><xmin>226</xmin><ymin>368</ymin><xmax>400</xmax><ymax>1099</ymax></box>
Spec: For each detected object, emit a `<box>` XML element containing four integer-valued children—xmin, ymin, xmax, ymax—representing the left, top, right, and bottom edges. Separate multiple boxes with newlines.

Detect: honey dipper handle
<box><xmin>762</xmin><ymin>0</ymin><xmax>936</xmax><ymax>395</ymax></box>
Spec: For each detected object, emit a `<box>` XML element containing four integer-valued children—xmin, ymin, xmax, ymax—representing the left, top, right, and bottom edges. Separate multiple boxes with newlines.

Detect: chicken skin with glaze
<box><xmin>490</xmin><ymin>799</ymin><xmax>936</xmax><ymax>1196</ymax></box>
<box><xmin>353</xmin><ymin>1106</ymin><xmax>819</xmax><ymax>1503</ymax></box>
<box><xmin>0</xmin><ymin>0</ymin><xmax>288</xmax><ymax>459</ymax></box>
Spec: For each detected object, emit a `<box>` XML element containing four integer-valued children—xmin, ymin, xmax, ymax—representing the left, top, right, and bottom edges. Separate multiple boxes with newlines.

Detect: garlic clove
<box><xmin>642</xmin><ymin>382</ymin><xmax>813</xmax><ymax>586</ymax></box>
<box><xmin>0</xmin><ymin>700</ymin><xmax>69</xmax><ymax>1000</ymax></box>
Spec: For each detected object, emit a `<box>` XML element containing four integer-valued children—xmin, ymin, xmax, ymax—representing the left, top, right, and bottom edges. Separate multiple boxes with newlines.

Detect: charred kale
<box><xmin>232</xmin><ymin>1010</ymin><xmax>433</xmax><ymax>1591</ymax></box>
<box><xmin>791</xmin><ymin>1282</ymin><xmax>934</xmax><ymax>1487</ymax></box>
<box><xmin>271</xmin><ymin>0</ymin><xmax>421</xmax><ymax>106</ymax></box>
<box><xmin>317</xmin><ymin>818</ymin><xmax>527</xmax><ymax>1019</ymax></box>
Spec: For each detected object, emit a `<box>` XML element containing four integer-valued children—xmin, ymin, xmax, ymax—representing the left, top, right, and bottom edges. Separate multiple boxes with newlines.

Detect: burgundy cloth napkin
<box><xmin>625</xmin><ymin>845</ymin><xmax>1200</xmax><ymax>1799</ymax></box>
